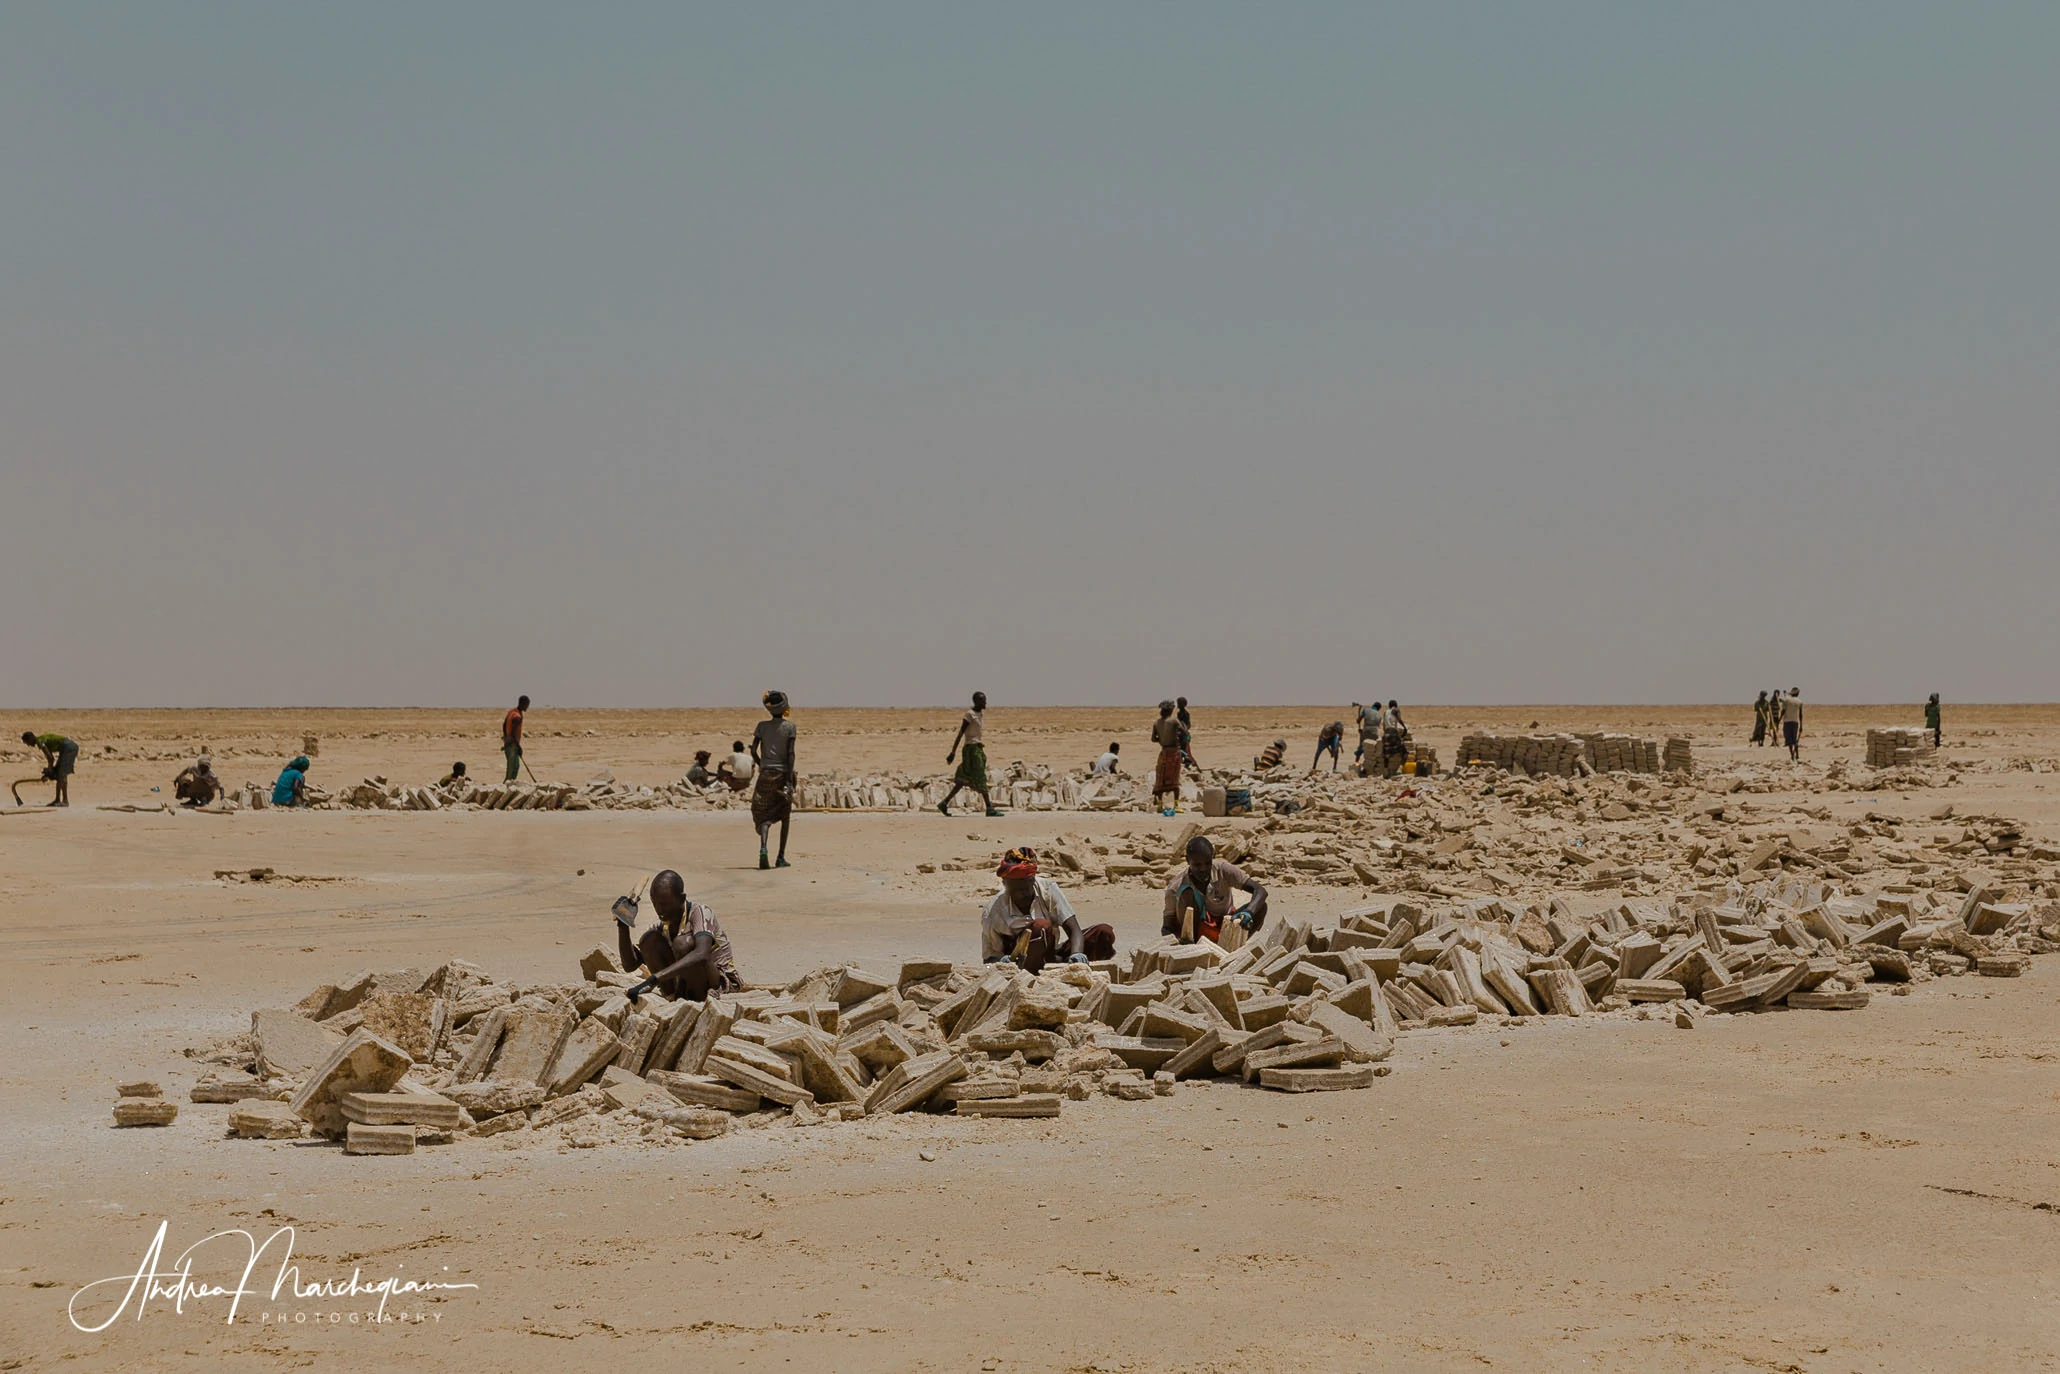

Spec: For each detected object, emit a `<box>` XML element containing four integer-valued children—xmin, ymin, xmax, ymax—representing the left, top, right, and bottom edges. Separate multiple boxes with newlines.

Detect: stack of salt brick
<box><xmin>1866</xmin><ymin>728</ymin><xmax>1936</xmax><ymax>768</ymax></box>
<box><xmin>1663</xmin><ymin>737</ymin><xmax>1694</xmax><ymax>773</ymax></box>
<box><xmin>1458</xmin><ymin>733</ymin><xmax>1586</xmax><ymax>777</ymax></box>
<box><xmin>1580</xmin><ymin>734</ymin><xmax>1662</xmax><ymax>774</ymax></box>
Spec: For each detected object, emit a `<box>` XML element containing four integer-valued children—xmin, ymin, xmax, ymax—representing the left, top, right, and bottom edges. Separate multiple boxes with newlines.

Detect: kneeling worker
<box><xmin>1163</xmin><ymin>835</ymin><xmax>1268</xmax><ymax>948</ymax></box>
<box><xmin>614</xmin><ymin>869</ymin><xmax>742</xmax><ymax>1001</ymax></box>
<box><xmin>172</xmin><ymin>756</ymin><xmax>222</xmax><ymax>807</ymax></box>
<box><xmin>716</xmin><ymin>741</ymin><xmax>754</xmax><ymax>792</ymax></box>
<box><xmin>272</xmin><ymin>754</ymin><xmax>311</xmax><ymax>807</ymax></box>
<box><xmin>982</xmin><ymin>847</ymin><xmax>1115</xmax><ymax>973</ymax></box>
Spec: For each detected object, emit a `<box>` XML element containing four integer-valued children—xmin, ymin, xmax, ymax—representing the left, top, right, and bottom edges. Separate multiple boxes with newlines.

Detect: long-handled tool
<box><xmin>11</xmin><ymin>772</ymin><xmax>54</xmax><ymax>807</ymax></box>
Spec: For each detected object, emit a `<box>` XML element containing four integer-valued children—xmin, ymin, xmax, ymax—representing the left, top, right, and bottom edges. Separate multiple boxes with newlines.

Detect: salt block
<box><xmin>113</xmin><ymin>1098</ymin><xmax>178</xmax><ymax>1127</ymax></box>
<box><xmin>290</xmin><ymin>1029</ymin><xmax>414</xmax><ymax>1138</ymax></box>
<box><xmin>343</xmin><ymin>1123</ymin><xmax>416</xmax><ymax>1156</ymax></box>
<box><xmin>229</xmin><ymin>1101</ymin><xmax>307</xmax><ymax>1139</ymax></box>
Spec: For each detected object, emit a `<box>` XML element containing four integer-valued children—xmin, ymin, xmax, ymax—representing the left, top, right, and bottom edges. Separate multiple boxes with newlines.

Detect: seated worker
<box><xmin>272</xmin><ymin>755</ymin><xmax>311</xmax><ymax>807</ymax></box>
<box><xmin>1163</xmin><ymin>835</ymin><xmax>1268</xmax><ymax>949</ymax></box>
<box><xmin>437</xmin><ymin>761</ymin><xmax>469</xmax><ymax>788</ymax></box>
<box><xmin>613</xmin><ymin>869</ymin><xmax>742</xmax><ymax>1001</ymax></box>
<box><xmin>1311</xmin><ymin>721</ymin><xmax>1344</xmax><ymax>772</ymax></box>
<box><xmin>981</xmin><ymin>847</ymin><xmax>1115</xmax><ymax>974</ymax></box>
<box><xmin>172</xmin><ymin>756</ymin><xmax>222</xmax><ymax>807</ymax></box>
<box><xmin>1091</xmin><ymin>742</ymin><xmax>1121</xmax><ymax>775</ymax></box>
<box><xmin>21</xmin><ymin>730</ymin><xmax>78</xmax><ymax>807</ymax></box>
<box><xmin>716</xmin><ymin>740</ymin><xmax>754</xmax><ymax>792</ymax></box>
<box><xmin>1254</xmin><ymin>737</ymin><xmax>1286</xmax><ymax>769</ymax></box>
<box><xmin>685</xmin><ymin>750</ymin><xmax>715</xmax><ymax>787</ymax></box>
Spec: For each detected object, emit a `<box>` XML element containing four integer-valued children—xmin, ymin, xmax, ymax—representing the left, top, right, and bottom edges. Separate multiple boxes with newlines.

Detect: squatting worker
<box><xmin>502</xmin><ymin>695</ymin><xmax>529</xmax><ymax>781</ymax></box>
<box><xmin>1254</xmin><ymin>738</ymin><xmax>1286</xmax><ymax>769</ymax></box>
<box><xmin>614</xmin><ymin>869</ymin><xmax>741</xmax><ymax>1001</ymax></box>
<box><xmin>1150</xmin><ymin>701</ymin><xmax>1184</xmax><ymax>814</ymax></box>
<box><xmin>1163</xmin><ymin>835</ymin><xmax>1268</xmax><ymax>949</ymax></box>
<box><xmin>172</xmin><ymin>756</ymin><xmax>221</xmax><ymax>807</ymax></box>
<box><xmin>981</xmin><ymin>847</ymin><xmax>1115</xmax><ymax>973</ymax></box>
<box><xmin>21</xmin><ymin>730</ymin><xmax>77</xmax><ymax>807</ymax></box>
<box><xmin>1781</xmin><ymin>688</ymin><xmax>1804</xmax><ymax>761</ymax></box>
<box><xmin>940</xmin><ymin>690</ymin><xmax>1001</xmax><ymax>817</ymax></box>
<box><xmin>717</xmin><ymin>741</ymin><xmax>754</xmax><ymax>791</ymax></box>
<box><xmin>1091</xmin><ymin>742</ymin><xmax>1121</xmax><ymax>775</ymax></box>
<box><xmin>686</xmin><ymin>751</ymin><xmax>715</xmax><ymax>787</ymax></box>
<box><xmin>751</xmin><ymin>690</ymin><xmax>797</xmax><ymax>869</ymax></box>
<box><xmin>272</xmin><ymin>754</ymin><xmax>311</xmax><ymax>807</ymax></box>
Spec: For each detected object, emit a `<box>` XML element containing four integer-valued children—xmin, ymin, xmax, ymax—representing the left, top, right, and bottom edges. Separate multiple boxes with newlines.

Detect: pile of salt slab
<box><xmin>1867</xmin><ymin>728</ymin><xmax>1937</xmax><ymax>769</ymax></box>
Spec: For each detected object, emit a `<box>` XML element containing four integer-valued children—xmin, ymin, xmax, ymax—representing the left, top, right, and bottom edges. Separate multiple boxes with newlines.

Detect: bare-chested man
<box><xmin>614</xmin><ymin>869</ymin><xmax>742</xmax><ymax>1002</ymax></box>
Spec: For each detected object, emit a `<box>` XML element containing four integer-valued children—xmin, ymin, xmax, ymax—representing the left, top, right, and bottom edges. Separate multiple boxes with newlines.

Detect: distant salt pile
<box><xmin>1867</xmin><ymin>728</ymin><xmax>1937</xmax><ymax>769</ymax></box>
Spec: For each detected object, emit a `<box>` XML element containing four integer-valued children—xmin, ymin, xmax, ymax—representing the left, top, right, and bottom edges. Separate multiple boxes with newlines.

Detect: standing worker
<box><xmin>1925</xmin><ymin>693</ymin><xmax>1942</xmax><ymax>749</ymax></box>
<box><xmin>1176</xmin><ymin>697</ymin><xmax>1198</xmax><ymax>768</ymax></box>
<box><xmin>939</xmin><ymin>691</ymin><xmax>1002</xmax><ymax>817</ymax></box>
<box><xmin>1354</xmin><ymin>698</ymin><xmax>1383</xmax><ymax>767</ymax></box>
<box><xmin>1750</xmin><ymin>691</ymin><xmax>1769</xmax><ymax>747</ymax></box>
<box><xmin>1150</xmin><ymin>701</ymin><xmax>1184</xmax><ymax>815</ymax></box>
<box><xmin>1780</xmin><ymin>688</ymin><xmax>1804</xmax><ymax>761</ymax></box>
<box><xmin>21</xmin><ymin>730</ymin><xmax>79</xmax><ymax>807</ymax></box>
<box><xmin>502</xmin><ymin>695</ymin><xmax>530</xmax><ymax>782</ymax></box>
<box><xmin>751</xmin><ymin>690</ymin><xmax>797</xmax><ymax>870</ymax></box>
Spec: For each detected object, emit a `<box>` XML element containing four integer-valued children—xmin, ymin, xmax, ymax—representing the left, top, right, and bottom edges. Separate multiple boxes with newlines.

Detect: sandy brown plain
<box><xmin>3</xmin><ymin>704</ymin><xmax>2058</xmax><ymax>1372</ymax></box>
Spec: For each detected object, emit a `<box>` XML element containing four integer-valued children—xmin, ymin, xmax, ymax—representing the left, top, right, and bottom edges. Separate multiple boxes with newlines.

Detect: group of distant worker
<box><xmin>1315</xmin><ymin>699</ymin><xmax>1412</xmax><ymax>776</ymax></box>
<box><xmin>605</xmin><ymin>831</ymin><xmax>1268</xmax><ymax>1002</ymax></box>
<box><xmin>1748</xmin><ymin>690</ymin><xmax>1943</xmax><ymax>762</ymax></box>
<box><xmin>1748</xmin><ymin>688</ymin><xmax>1808</xmax><ymax>761</ymax></box>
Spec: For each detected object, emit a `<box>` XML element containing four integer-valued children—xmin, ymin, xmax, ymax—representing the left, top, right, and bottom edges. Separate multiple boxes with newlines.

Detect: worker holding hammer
<box><xmin>613</xmin><ymin>870</ymin><xmax>742</xmax><ymax>1002</ymax></box>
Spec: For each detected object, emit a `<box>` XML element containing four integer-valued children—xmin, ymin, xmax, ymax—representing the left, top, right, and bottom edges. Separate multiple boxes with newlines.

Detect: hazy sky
<box><xmin>5</xmin><ymin>4</ymin><xmax>2055</xmax><ymax>707</ymax></box>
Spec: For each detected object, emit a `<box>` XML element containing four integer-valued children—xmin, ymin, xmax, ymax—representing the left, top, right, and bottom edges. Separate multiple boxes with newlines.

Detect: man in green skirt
<box><xmin>939</xmin><ymin>690</ymin><xmax>1002</xmax><ymax>817</ymax></box>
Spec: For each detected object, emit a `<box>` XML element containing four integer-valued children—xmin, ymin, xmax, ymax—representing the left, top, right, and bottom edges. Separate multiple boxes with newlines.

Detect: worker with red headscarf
<box><xmin>980</xmin><ymin>847</ymin><xmax>1115</xmax><ymax>972</ymax></box>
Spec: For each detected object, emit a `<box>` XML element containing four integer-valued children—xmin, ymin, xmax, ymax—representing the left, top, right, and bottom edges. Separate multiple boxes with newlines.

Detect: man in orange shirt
<box><xmin>502</xmin><ymin>695</ymin><xmax>529</xmax><ymax>781</ymax></box>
